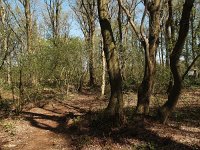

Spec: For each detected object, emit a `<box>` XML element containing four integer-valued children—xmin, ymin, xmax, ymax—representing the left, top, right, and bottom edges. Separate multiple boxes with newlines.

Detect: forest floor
<box><xmin>0</xmin><ymin>87</ymin><xmax>200</xmax><ymax>150</ymax></box>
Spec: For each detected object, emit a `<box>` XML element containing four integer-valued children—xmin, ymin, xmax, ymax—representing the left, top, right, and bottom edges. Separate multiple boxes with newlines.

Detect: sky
<box><xmin>8</xmin><ymin>0</ymin><xmax>145</xmax><ymax>39</ymax></box>
<box><xmin>10</xmin><ymin>0</ymin><xmax>84</xmax><ymax>38</ymax></box>
<box><xmin>62</xmin><ymin>0</ymin><xmax>84</xmax><ymax>37</ymax></box>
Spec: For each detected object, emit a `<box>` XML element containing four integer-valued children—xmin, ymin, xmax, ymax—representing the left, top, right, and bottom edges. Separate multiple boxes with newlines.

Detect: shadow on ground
<box><xmin>21</xmin><ymin>102</ymin><xmax>200</xmax><ymax>150</ymax></box>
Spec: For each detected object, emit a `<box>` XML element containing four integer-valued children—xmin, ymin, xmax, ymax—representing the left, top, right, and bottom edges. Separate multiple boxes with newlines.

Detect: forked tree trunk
<box><xmin>118</xmin><ymin>0</ymin><xmax>161</xmax><ymax>115</ymax></box>
<box><xmin>97</xmin><ymin>0</ymin><xmax>124</xmax><ymax>124</ymax></box>
<box><xmin>158</xmin><ymin>0</ymin><xmax>194</xmax><ymax>124</ymax></box>
<box><xmin>136</xmin><ymin>0</ymin><xmax>161</xmax><ymax>114</ymax></box>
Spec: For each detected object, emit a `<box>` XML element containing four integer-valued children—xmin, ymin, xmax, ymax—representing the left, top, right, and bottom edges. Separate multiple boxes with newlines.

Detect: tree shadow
<box><xmin>0</xmin><ymin>98</ymin><xmax>15</xmax><ymax>119</ymax></box>
<box><xmin>21</xmin><ymin>105</ymin><xmax>199</xmax><ymax>150</ymax></box>
<box><xmin>168</xmin><ymin>106</ymin><xmax>200</xmax><ymax>127</ymax></box>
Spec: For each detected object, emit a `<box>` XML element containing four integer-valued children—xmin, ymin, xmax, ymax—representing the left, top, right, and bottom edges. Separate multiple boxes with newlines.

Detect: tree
<box><xmin>18</xmin><ymin>0</ymin><xmax>32</xmax><ymax>52</ymax></box>
<box><xmin>0</xmin><ymin>0</ymin><xmax>11</xmax><ymax>85</ymax></box>
<box><xmin>71</xmin><ymin>0</ymin><xmax>97</xmax><ymax>87</ymax></box>
<box><xmin>158</xmin><ymin>0</ymin><xmax>195</xmax><ymax>124</ymax></box>
<box><xmin>44</xmin><ymin>0</ymin><xmax>63</xmax><ymax>42</ymax></box>
<box><xmin>118</xmin><ymin>0</ymin><xmax>162</xmax><ymax>114</ymax></box>
<box><xmin>97</xmin><ymin>0</ymin><xmax>124</xmax><ymax>124</ymax></box>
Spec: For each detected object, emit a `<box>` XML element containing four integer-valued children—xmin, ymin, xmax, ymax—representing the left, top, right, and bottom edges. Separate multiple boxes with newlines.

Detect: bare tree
<box><xmin>44</xmin><ymin>0</ymin><xmax>63</xmax><ymax>41</ymax></box>
<box><xmin>18</xmin><ymin>0</ymin><xmax>32</xmax><ymax>52</ymax></box>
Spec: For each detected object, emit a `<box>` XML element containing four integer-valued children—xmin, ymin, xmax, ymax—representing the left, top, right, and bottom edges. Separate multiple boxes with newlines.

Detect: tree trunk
<box><xmin>0</xmin><ymin>3</ymin><xmax>11</xmax><ymax>85</ymax></box>
<box><xmin>7</xmin><ymin>57</ymin><xmax>11</xmax><ymax>85</ymax></box>
<box><xmin>185</xmin><ymin>39</ymin><xmax>189</xmax><ymax>68</ymax></box>
<box><xmin>101</xmin><ymin>40</ymin><xmax>106</xmax><ymax>98</ymax></box>
<box><xmin>191</xmin><ymin>10</ymin><xmax>196</xmax><ymax>62</ymax></box>
<box><xmin>165</xmin><ymin>0</ymin><xmax>175</xmax><ymax>67</ymax></box>
<box><xmin>78</xmin><ymin>0</ymin><xmax>96</xmax><ymax>87</ymax></box>
<box><xmin>25</xmin><ymin>0</ymin><xmax>32</xmax><ymax>53</ymax></box>
<box><xmin>117</xmin><ymin>3</ymin><xmax>125</xmax><ymax>80</ymax></box>
<box><xmin>158</xmin><ymin>0</ymin><xmax>194</xmax><ymax>124</ymax></box>
<box><xmin>160</xmin><ymin>32</ymin><xmax>164</xmax><ymax>66</ymax></box>
<box><xmin>97</xmin><ymin>0</ymin><xmax>124</xmax><ymax>124</ymax></box>
<box><xmin>136</xmin><ymin>0</ymin><xmax>161</xmax><ymax>114</ymax></box>
<box><xmin>78</xmin><ymin>70</ymin><xmax>87</xmax><ymax>92</ymax></box>
<box><xmin>88</xmin><ymin>28</ymin><xmax>95</xmax><ymax>87</ymax></box>
<box><xmin>137</xmin><ymin>45</ymin><xmax>155</xmax><ymax>114</ymax></box>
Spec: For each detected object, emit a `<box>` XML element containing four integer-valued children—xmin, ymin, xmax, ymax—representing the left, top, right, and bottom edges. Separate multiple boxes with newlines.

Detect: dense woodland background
<box><xmin>0</xmin><ymin>0</ymin><xmax>200</xmax><ymax>149</ymax></box>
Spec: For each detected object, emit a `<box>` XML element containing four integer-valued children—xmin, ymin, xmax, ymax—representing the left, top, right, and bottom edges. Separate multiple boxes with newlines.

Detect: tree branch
<box><xmin>182</xmin><ymin>54</ymin><xmax>200</xmax><ymax>80</ymax></box>
<box><xmin>117</xmin><ymin>0</ymin><xmax>141</xmax><ymax>40</ymax></box>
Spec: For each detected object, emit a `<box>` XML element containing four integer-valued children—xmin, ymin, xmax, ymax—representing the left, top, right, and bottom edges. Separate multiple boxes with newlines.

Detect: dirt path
<box><xmin>1</xmin><ymin>91</ymin><xmax>101</xmax><ymax>150</ymax></box>
<box><xmin>0</xmin><ymin>89</ymin><xmax>200</xmax><ymax>150</ymax></box>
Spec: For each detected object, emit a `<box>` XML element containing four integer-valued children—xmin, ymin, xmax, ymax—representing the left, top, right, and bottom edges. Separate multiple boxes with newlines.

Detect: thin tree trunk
<box><xmin>78</xmin><ymin>70</ymin><xmax>87</xmax><ymax>92</ymax></box>
<box><xmin>25</xmin><ymin>0</ymin><xmax>32</xmax><ymax>53</ymax></box>
<box><xmin>165</xmin><ymin>0</ymin><xmax>175</xmax><ymax>67</ymax></box>
<box><xmin>89</xmin><ymin>29</ymin><xmax>95</xmax><ymax>87</ymax></box>
<box><xmin>7</xmin><ymin>57</ymin><xmax>11</xmax><ymax>85</ymax></box>
<box><xmin>158</xmin><ymin>47</ymin><xmax>162</xmax><ymax>65</ymax></box>
<box><xmin>185</xmin><ymin>39</ymin><xmax>189</xmax><ymax>68</ymax></box>
<box><xmin>165</xmin><ymin>0</ymin><xmax>175</xmax><ymax>94</ymax></box>
<box><xmin>158</xmin><ymin>0</ymin><xmax>194</xmax><ymax>124</ymax></box>
<box><xmin>16</xmin><ymin>68</ymin><xmax>24</xmax><ymax>114</ymax></box>
<box><xmin>117</xmin><ymin>3</ymin><xmax>125</xmax><ymax>80</ymax></box>
<box><xmin>101</xmin><ymin>47</ymin><xmax>106</xmax><ymax>98</ymax></box>
<box><xmin>79</xmin><ymin>0</ymin><xmax>96</xmax><ymax>87</ymax></box>
<box><xmin>160</xmin><ymin>32</ymin><xmax>164</xmax><ymax>66</ymax></box>
<box><xmin>191</xmin><ymin>10</ymin><xmax>196</xmax><ymax>62</ymax></box>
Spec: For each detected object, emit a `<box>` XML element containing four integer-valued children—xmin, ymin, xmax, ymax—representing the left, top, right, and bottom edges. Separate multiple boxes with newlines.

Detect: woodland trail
<box><xmin>0</xmin><ymin>90</ymin><xmax>102</xmax><ymax>150</ymax></box>
<box><xmin>0</xmin><ymin>89</ymin><xmax>200</xmax><ymax>150</ymax></box>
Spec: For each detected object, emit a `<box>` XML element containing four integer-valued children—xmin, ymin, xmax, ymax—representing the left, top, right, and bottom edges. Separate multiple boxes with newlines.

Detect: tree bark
<box><xmin>97</xmin><ymin>0</ymin><xmax>124</xmax><ymax>124</ymax></box>
<box><xmin>158</xmin><ymin>0</ymin><xmax>194</xmax><ymax>124</ymax></box>
<box><xmin>88</xmin><ymin>25</ymin><xmax>95</xmax><ymax>87</ymax></box>
<box><xmin>165</xmin><ymin>0</ymin><xmax>175</xmax><ymax>67</ymax></box>
<box><xmin>117</xmin><ymin>3</ymin><xmax>125</xmax><ymax>80</ymax></box>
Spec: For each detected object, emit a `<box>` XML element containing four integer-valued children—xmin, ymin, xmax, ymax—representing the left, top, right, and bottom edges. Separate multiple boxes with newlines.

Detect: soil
<box><xmin>0</xmin><ymin>88</ymin><xmax>199</xmax><ymax>150</ymax></box>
